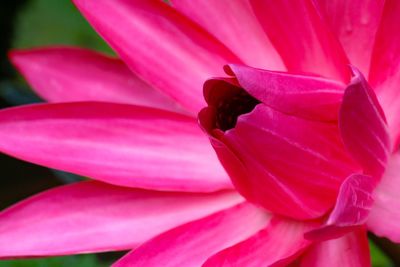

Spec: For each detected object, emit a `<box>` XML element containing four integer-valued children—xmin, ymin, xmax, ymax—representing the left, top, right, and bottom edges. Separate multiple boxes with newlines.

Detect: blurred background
<box><xmin>0</xmin><ymin>0</ymin><xmax>396</xmax><ymax>266</ymax></box>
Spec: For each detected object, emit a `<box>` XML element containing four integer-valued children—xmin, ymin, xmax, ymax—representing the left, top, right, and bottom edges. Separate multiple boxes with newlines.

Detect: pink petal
<box><xmin>0</xmin><ymin>181</ymin><xmax>242</xmax><ymax>257</ymax></box>
<box><xmin>339</xmin><ymin>67</ymin><xmax>390</xmax><ymax>178</ymax></box>
<box><xmin>113</xmin><ymin>202</ymin><xmax>270</xmax><ymax>267</ymax></box>
<box><xmin>227</xmin><ymin>64</ymin><xmax>345</xmax><ymax>121</ymax></box>
<box><xmin>73</xmin><ymin>0</ymin><xmax>240</xmax><ymax>114</ymax></box>
<box><xmin>250</xmin><ymin>0</ymin><xmax>349</xmax><ymax>82</ymax></box>
<box><xmin>314</xmin><ymin>0</ymin><xmax>384</xmax><ymax>75</ymax></box>
<box><xmin>170</xmin><ymin>0</ymin><xmax>285</xmax><ymax>70</ymax></box>
<box><xmin>300</xmin><ymin>228</ymin><xmax>371</xmax><ymax>267</ymax></box>
<box><xmin>9</xmin><ymin>47</ymin><xmax>182</xmax><ymax>113</ymax></box>
<box><xmin>209</xmin><ymin>103</ymin><xmax>358</xmax><ymax>219</ymax></box>
<box><xmin>369</xmin><ymin>0</ymin><xmax>400</xmax><ymax>146</ymax></box>
<box><xmin>202</xmin><ymin>217</ymin><xmax>316</xmax><ymax>267</ymax></box>
<box><xmin>367</xmin><ymin>152</ymin><xmax>400</xmax><ymax>243</ymax></box>
<box><xmin>0</xmin><ymin>102</ymin><xmax>232</xmax><ymax>192</ymax></box>
<box><xmin>305</xmin><ymin>173</ymin><xmax>375</xmax><ymax>241</ymax></box>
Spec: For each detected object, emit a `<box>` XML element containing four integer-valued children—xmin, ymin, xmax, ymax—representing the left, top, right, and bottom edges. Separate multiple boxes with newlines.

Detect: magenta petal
<box><xmin>339</xmin><ymin>67</ymin><xmax>390</xmax><ymax>178</ymax></box>
<box><xmin>73</xmin><ymin>0</ymin><xmax>240</xmax><ymax>114</ymax></box>
<box><xmin>250</xmin><ymin>0</ymin><xmax>349</xmax><ymax>82</ymax></box>
<box><xmin>368</xmin><ymin>153</ymin><xmax>400</xmax><ymax>243</ymax></box>
<box><xmin>112</xmin><ymin>203</ymin><xmax>269</xmax><ymax>267</ymax></box>
<box><xmin>300</xmin><ymin>228</ymin><xmax>371</xmax><ymax>267</ymax></box>
<box><xmin>369</xmin><ymin>0</ymin><xmax>400</xmax><ymax>146</ymax></box>
<box><xmin>314</xmin><ymin>0</ymin><xmax>384</xmax><ymax>75</ymax></box>
<box><xmin>0</xmin><ymin>181</ymin><xmax>242</xmax><ymax>257</ymax></box>
<box><xmin>305</xmin><ymin>174</ymin><xmax>374</xmax><ymax>241</ymax></box>
<box><xmin>9</xmin><ymin>47</ymin><xmax>182</xmax><ymax>112</ymax></box>
<box><xmin>0</xmin><ymin>102</ymin><xmax>232</xmax><ymax>192</ymax></box>
<box><xmin>202</xmin><ymin>217</ymin><xmax>316</xmax><ymax>267</ymax></box>
<box><xmin>228</xmin><ymin>64</ymin><xmax>345</xmax><ymax>121</ymax></box>
<box><xmin>171</xmin><ymin>0</ymin><xmax>285</xmax><ymax>70</ymax></box>
<box><xmin>218</xmin><ymin>104</ymin><xmax>357</xmax><ymax>219</ymax></box>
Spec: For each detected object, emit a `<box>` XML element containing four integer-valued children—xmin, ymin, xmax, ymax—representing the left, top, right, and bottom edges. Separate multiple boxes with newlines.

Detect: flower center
<box><xmin>215</xmin><ymin>89</ymin><xmax>260</xmax><ymax>131</ymax></box>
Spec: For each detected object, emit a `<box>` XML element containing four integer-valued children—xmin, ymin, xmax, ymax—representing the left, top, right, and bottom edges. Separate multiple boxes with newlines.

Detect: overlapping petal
<box><xmin>368</xmin><ymin>153</ymin><xmax>400</xmax><ymax>243</ymax></box>
<box><xmin>73</xmin><ymin>0</ymin><xmax>240</xmax><ymax>114</ymax></box>
<box><xmin>202</xmin><ymin>217</ymin><xmax>315</xmax><ymax>267</ymax></box>
<box><xmin>369</xmin><ymin>0</ymin><xmax>400</xmax><ymax>146</ymax></box>
<box><xmin>314</xmin><ymin>0</ymin><xmax>384</xmax><ymax>75</ymax></box>
<box><xmin>113</xmin><ymin>203</ymin><xmax>269</xmax><ymax>267</ymax></box>
<box><xmin>0</xmin><ymin>181</ymin><xmax>242</xmax><ymax>257</ymax></box>
<box><xmin>300</xmin><ymin>228</ymin><xmax>371</xmax><ymax>267</ymax></box>
<box><xmin>339</xmin><ymin>67</ymin><xmax>390</xmax><ymax>178</ymax></box>
<box><xmin>0</xmin><ymin>102</ymin><xmax>232</xmax><ymax>192</ymax></box>
<box><xmin>212</xmin><ymin>104</ymin><xmax>358</xmax><ymax>219</ymax></box>
<box><xmin>170</xmin><ymin>0</ymin><xmax>285</xmax><ymax>70</ymax></box>
<box><xmin>305</xmin><ymin>174</ymin><xmax>374</xmax><ymax>241</ymax></box>
<box><xmin>9</xmin><ymin>47</ymin><xmax>181</xmax><ymax>112</ymax></box>
<box><xmin>227</xmin><ymin>64</ymin><xmax>345</xmax><ymax>121</ymax></box>
<box><xmin>250</xmin><ymin>0</ymin><xmax>349</xmax><ymax>82</ymax></box>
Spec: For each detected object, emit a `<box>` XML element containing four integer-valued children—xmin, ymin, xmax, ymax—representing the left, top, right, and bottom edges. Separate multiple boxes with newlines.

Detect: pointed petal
<box><xmin>305</xmin><ymin>173</ymin><xmax>374</xmax><ymax>241</ymax></box>
<box><xmin>300</xmin><ymin>228</ymin><xmax>371</xmax><ymax>267</ymax></box>
<box><xmin>202</xmin><ymin>217</ymin><xmax>316</xmax><ymax>267</ymax></box>
<box><xmin>228</xmin><ymin>64</ymin><xmax>345</xmax><ymax>121</ymax></box>
<box><xmin>314</xmin><ymin>0</ymin><xmax>384</xmax><ymax>75</ymax></box>
<box><xmin>0</xmin><ymin>181</ymin><xmax>242</xmax><ymax>257</ymax></box>
<box><xmin>0</xmin><ymin>102</ymin><xmax>232</xmax><ymax>192</ymax></box>
<box><xmin>220</xmin><ymin>104</ymin><xmax>358</xmax><ymax>219</ymax></box>
<box><xmin>250</xmin><ymin>0</ymin><xmax>349</xmax><ymax>82</ymax></box>
<box><xmin>367</xmin><ymin>153</ymin><xmax>400</xmax><ymax>243</ymax></box>
<box><xmin>73</xmin><ymin>0</ymin><xmax>240</xmax><ymax>114</ymax></box>
<box><xmin>369</xmin><ymin>0</ymin><xmax>400</xmax><ymax>146</ymax></box>
<box><xmin>9</xmin><ymin>47</ymin><xmax>182</xmax><ymax>112</ymax></box>
<box><xmin>170</xmin><ymin>0</ymin><xmax>285</xmax><ymax>70</ymax></box>
<box><xmin>339</xmin><ymin>67</ymin><xmax>390</xmax><ymax>178</ymax></box>
<box><xmin>113</xmin><ymin>203</ymin><xmax>270</xmax><ymax>267</ymax></box>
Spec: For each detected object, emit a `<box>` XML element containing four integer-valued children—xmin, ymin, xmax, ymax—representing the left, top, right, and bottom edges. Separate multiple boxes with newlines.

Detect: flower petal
<box><xmin>227</xmin><ymin>64</ymin><xmax>345</xmax><ymax>121</ymax></box>
<box><xmin>367</xmin><ymin>153</ymin><xmax>400</xmax><ymax>243</ymax></box>
<box><xmin>0</xmin><ymin>102</ymin><xmax>232</xmax><ymax>192</ymax></box>
<box><xmin>209</xmin><ymin>104</ymin><xmax>358</xmax><ymax>219</ymax></box>
<box><xmin>202</xmin><ymin>217</ymin><xmax>316</xmax><ymax>267</ymax></box>
<box><xmin>299</xmin><ymin>228</ymin><xmax>371</xmax><ymax>267</ymax></box>
<box><xmin>170</xmin><ymin>0</ymin><xmax>285</xmax><ymax>70</ymax></box>
<box><xmin>250</xmin><ymin>0</ymin><xmax>349</xmax><ymax>82</ymax></box>
<box><xmin>0</xmin><ymin>181</ymin><xmax>242</xmax><ymax>258</ymax></box>
<box><xmin>314</xmin><ymin>0</ymin><xmax>384</xmax><ymax>75</ymax></box>
<box><xmin>339</xmin><ymin>67</ymin><xmax>390</xmax><ymax>178</ymax></box>
<box><xmin>369</xmin><ymin>0</ymin><xmax>400</xmax><ymax>146</ymax></box>
<box><xmin>305</xmin><ymin>173</ymin><xmax>374</xmax><ymax>241</ymax></box>
<box><xmin>9</xmin><ymin>47</ymin><xmax>182</xmax><ymax>112</ymax></box>
<box><xmin>73</xmin><ymin>0</ymin><xmax>240</xmax><ymax>114</ymax></box>
<box><xmin>113</xmin><ymin>203</ymin><xmax>270</xmax><ymax>267</ymax></box>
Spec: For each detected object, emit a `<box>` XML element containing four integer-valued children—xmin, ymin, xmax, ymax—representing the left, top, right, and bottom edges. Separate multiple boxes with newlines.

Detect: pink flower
<box><xmin>0</xmin><ymin>0</ymin><xmax>399</xmax><ymax>266</ymax></box>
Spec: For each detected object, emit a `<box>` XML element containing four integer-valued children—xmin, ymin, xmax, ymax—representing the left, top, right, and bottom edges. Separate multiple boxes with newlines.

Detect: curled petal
<box><xmin>200</xmin><ymin>103</ymin><xmax>358</xmax><ymax>219</ymax></box>
<box><xmin>305</xmin><ymin>173</ymin><xmax>375</xmax><ymax>241</ymax></box>
<box><xmin>227</xmin><ymin>64</ymin><xmax>345</xmax><ymax>121</ymax></box>
<box><xmin>339</xmin><ymin>67</ymin><xmax>390</xmax><ymax>178</ymax></box>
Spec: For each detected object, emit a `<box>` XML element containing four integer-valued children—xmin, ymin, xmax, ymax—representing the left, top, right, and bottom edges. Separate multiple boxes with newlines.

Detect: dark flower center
<box><xmin>215</xmin><ymin>89</ymin><xmax>260</xmax><ymax>131</ymax></box>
